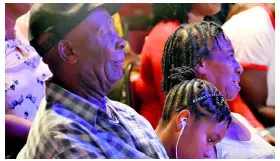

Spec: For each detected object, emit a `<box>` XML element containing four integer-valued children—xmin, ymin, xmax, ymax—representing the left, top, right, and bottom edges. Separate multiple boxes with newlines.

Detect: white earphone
<box><xmin>176</xmin><ymin>117</ymin><xmax>187</xmax><ymax>159</ymax></box>
<box><xmin>181</xmin><ymin>118</ymin><xmax>187</xmax><ymax>126</ymax></box>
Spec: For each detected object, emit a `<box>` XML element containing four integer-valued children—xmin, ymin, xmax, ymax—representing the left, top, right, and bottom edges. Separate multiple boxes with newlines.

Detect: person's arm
<box><xmin>5</xmin><ymin>114</ymin><xmax>31</xmax><ymax>140</ymax></box>
<box><xmin>5</xmin><ymin>114</ymin><xmax>31</xmax><ymax>158</ymax></box>
<box><xmin>239</xmin><ymin>69</ymin><xmax>275</xmax><ymax>126</ymax></box>
<box><xmin>255</xmin><ymin>126</ymin><xmax>275</xmax><ymax>146</ymax></box>
<box><xmin>5</xmin><ymin>97</ymin><xmax>32</xmax><ymax>140</ymax></box>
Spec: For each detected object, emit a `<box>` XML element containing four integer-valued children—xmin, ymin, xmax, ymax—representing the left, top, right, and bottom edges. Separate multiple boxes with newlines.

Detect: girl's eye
<box><xmin>208</xmin><ymin>137</ymin><xmax>215</xmax><ymax>143</ymax></box>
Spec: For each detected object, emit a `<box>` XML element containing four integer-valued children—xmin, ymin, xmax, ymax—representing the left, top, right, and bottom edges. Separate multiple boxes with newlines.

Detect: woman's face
<box><xmin>202</xmin><ymin>35</ymin><xmax>243</xmax><ymax>101</ymax></box>
<box><xmin>177</xmin><ymin>118</ymin><xmax>228</xmax><ymax>159</ymax></box>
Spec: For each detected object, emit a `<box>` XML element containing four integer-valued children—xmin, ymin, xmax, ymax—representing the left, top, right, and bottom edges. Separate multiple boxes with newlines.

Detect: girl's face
<box><xmin>177</xmin><ymin>118</ymin><xmax>228</xmax><ymax>159</ymax></box>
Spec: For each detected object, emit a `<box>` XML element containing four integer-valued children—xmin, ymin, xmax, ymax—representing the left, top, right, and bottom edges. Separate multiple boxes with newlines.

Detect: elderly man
<box><xmin>17</xmin><ymin>3</ymin><xmax>168</xmax><ymax>159</ymax></box>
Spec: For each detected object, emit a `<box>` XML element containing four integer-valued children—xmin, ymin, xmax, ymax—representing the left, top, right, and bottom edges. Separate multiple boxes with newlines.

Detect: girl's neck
<box><xmin>156</xmin><ymin>124</ymin><xmax>176</xmax><ymax>159</ymax></box>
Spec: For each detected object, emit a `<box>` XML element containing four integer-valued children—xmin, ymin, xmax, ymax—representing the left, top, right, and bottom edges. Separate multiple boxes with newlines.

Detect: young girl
<box><xmin>156</xmin><ymin>79</ymin><xmax>232</xmax><ymax>159</ymax></box>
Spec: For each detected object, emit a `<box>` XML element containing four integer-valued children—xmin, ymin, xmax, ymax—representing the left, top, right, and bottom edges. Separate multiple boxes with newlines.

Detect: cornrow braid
<box><xmin>162</xmin><ymin>21</ymin><xmax>226</xmax><ymax>94</ymax></box>
<box><xmin>161</xmin><ymin>79</ymin><xmax>232</xmax><ymax>127</ymax></box>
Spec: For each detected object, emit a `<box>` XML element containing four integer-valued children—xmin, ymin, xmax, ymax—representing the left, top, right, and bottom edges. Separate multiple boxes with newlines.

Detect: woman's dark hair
<box><xmin>161</xmin><ymin>79</ymin><xmax>232</xmax><ymax>127</ymax></box>
<box><xmin>152</xmin><ymin>3</ymin><xmax>193</xmax><ymax>25</ymax></box>
<box><xmin>162</xmin><ymin>21</ymin><xmax>226</xmax><ymax>93</ymax></box>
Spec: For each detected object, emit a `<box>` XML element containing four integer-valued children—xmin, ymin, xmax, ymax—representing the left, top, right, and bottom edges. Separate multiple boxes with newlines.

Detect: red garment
<box><xmin>135</xmin><ymin>21</ymin><xmax>264</xmax><ymax>129</ymax></box>
<box><xmin>135</xmin><ymin>21</ymin><xmax>180</xmax><ymax>128</ymax></box>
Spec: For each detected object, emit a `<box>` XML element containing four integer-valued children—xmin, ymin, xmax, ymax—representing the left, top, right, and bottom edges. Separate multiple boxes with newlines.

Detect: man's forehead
<box><xmin>78</xmin><ymin>8</ymin><xmax>114</xmax><ymax>33</ymax></box>
<box><xmin>87</xmin><ymin>7</ymin><xmax>113</xmax><ymax>24</ymax></box>
<box><xmin>64</xmin><ymin>7</ymin><xmax>114</xmax><ymax>40</ymax></box>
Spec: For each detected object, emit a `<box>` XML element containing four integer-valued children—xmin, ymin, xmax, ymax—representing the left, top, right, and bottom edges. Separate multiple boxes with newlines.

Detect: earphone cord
<box><xmin>176</xmin><ymin>123</ymin><xmax>186</xmax><ymax>159</ymax></box>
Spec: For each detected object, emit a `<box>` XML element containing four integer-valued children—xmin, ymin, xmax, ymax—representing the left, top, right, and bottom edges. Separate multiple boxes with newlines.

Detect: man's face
<box><xmin>75</xmin><ymin>8</ymin><xmax>126</xmax><ymax>92</ymax></box>
<box><xmin>177</xmin><ymin>118</ymin><xmax>228</xmax><ymax>159</ymax></box>
<box><xmin>201</xmin><ymin>35</ymin><xmax>243</xmax><ymax>101</ymax></box>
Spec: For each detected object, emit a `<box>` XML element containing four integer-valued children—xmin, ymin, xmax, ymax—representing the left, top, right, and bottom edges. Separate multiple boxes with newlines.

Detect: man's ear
<box><xmin>57</xmin><ymin>40</ymin><xmax>78</xmax><ymax>64</ymax></box>
<box><xmin>195</xmin><ymin>58</ymin><xmax>206</xmax><ymax>75</ymax></box>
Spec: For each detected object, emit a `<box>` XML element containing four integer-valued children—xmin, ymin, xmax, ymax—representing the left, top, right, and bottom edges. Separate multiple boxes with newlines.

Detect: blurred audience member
<box><xmin>5</xmin><ymin>3</ymin><xmax>52</xmax><ymax>158</ymax></box>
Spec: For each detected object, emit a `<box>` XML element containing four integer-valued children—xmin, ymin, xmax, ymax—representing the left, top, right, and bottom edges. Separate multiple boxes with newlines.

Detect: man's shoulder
<box><xmin>110</xmin><ymin>100</ymin><xmax>136</xmax><ymax>112</ymax></box>
<box><xmin>35</xmin><ymin>100</ymin><xmax>76</xmax><ymax>130</ymax></box>
<box><xmin>109</xmin><ymin>100</ymin><xmax>154</xmax><ymax>129</ymax></box>
<box><xmin>109</xmin><ymin>100</ymin><xmax>144</xmax><ymax>119</ymax></box>
<box><xmin>109</xmin><ymin>100</ymin><xmax>141</xmax><ymax>118</ymax></box>
<box><xmin>38</xmin><ymin>99</ymin><xmax>94</xmax><ymax>128</ymax></box>
<box><xmin>21</xmin><ymin>100</ymin><xmax>99</xmax><ymax>158</ymax></box>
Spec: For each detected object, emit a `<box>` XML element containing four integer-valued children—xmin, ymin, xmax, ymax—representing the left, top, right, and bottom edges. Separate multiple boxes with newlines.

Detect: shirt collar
<box><xmin>44</xmin><ymin>78</ymin><xmax>109</xmax><ymax>127</ymax></box>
